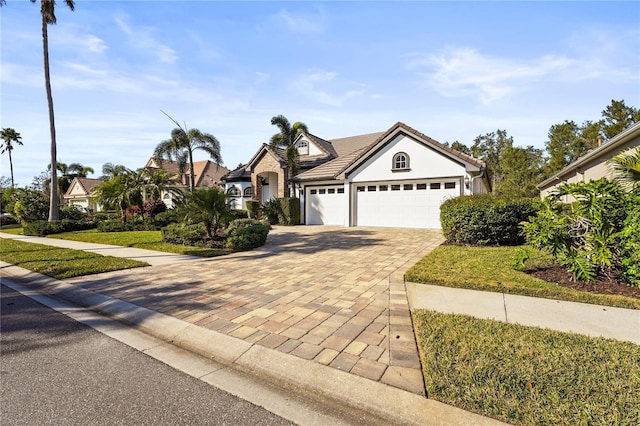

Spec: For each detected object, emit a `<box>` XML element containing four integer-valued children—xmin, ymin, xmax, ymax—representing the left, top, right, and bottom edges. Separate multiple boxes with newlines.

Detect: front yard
<box><xmin>405</xmin><ymin>245</ymin><xmax>640</xmax><ymax>309</ymax></box>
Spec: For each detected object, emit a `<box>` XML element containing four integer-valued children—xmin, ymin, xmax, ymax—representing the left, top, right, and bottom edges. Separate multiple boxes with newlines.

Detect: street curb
<box><xmin>1</xmin><ymin>263</ymin><xmax>506</xmax><ymax>426</ymax></box>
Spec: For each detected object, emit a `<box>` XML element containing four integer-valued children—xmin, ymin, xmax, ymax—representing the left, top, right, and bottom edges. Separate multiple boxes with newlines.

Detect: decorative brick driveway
<box><xmin>67</xmin><ymin>226</ymin><xmax>444</xmax><ymax>395</ymax></box>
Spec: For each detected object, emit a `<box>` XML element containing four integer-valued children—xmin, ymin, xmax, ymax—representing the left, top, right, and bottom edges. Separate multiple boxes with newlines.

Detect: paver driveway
<box><xmin>67</xmin><ymin>226</ymin><xmax>444</xmax><ymax>394</ymax></box>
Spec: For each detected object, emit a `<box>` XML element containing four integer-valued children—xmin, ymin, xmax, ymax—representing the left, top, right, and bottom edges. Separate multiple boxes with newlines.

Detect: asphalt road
<box><xmin>0</xmin><ymin>284</ymin><xmax>291</xmax><ymax>426</ymax></box>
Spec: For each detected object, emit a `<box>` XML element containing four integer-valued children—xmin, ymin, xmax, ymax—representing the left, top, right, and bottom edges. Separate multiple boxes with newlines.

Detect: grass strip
<box><xmin>405</xmin><ymin>245</ymin><xmax>640</xmax><ymax>309</ymax></box>
<box><xmin>0</xmin><ymin>238</ymin><xmax>147</xmax><ymax>279</ymax></box>
<box><xmin>50</xmin><ymin>229</ymin><xmax>231</xmax><ymax>257</ymax></box>
<box><xmin>413</xmin><ymin>310</ymin><xmax>640</xmax><ymax>425</ymax></box>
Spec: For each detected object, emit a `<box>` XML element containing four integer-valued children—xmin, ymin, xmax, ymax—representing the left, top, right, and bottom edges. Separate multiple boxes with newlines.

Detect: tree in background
<box><xmin>0</xmin><ymin>128</ymin><xmax>23</xmax><ymax>188</ymax></box>
<box><xmin>269</xmin><ymin>114</ymin><xmax>309</xmax><ymax>196</ymax></box>
<box><xmin>29</xmin><ymin>0</ymin><xmax>76</xmax><ymax>222</ymax></box>
<box><xmin>544</xmin><ymin>120</ymin><xmax>602</xmax><ymax>176</ymax></box>
<box><xmin>601</xmin><ymin>100</ymin><xmax>640</xmax><ymax>140</ymax></box>
<box><xmin>470</xmin><ymin>129</ymin><xmax>514</xmax><ymax>191</ymax></box>
<box><xmin>155</xmin><ymin>111</ymin><xmax>223</xmax><ymax>192</ymax></box>
<box><xmin>496</xmin><ymin>146</ymin><xmax>546</xmax><ymax>198</ymax></box>
<box><xmin>100</xmin><ymin>162</ymin><xmax>128</xmax><ymax>180</ymax></box>
<box><xmin>94</xmin><ymin>169</ymin><xmax>143</xmax><ymax>221</ymax></box>
<box><xmin>140</xmin><ymin>167</ymin><xmax>181</xmax><ymax>202</ymax></box>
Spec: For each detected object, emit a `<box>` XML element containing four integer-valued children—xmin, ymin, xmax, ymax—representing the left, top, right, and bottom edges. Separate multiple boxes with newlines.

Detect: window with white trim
<box><xmin>392</xmin><ymin>152</ymin><xmax>410</xmax><ymax>170</ymax></box>
<box><xmin>297</xmin><ymin>140</ymin><xmax>309</xmax><ymax>155</ymax></box>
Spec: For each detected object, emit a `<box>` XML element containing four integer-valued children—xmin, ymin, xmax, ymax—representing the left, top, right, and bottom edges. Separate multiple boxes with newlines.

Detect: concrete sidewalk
<box><xmin>0</xmin><ymin>232</ymin><xmax>202</xmax><ymax>266</ymax></box>
<box><xmin>407</xmin><ymin>283</ymin><xmax>640</xmax><ymax>344</ymax></box>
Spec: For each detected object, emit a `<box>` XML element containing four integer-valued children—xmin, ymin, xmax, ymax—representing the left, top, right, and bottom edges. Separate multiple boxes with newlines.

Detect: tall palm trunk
<box><xmin>8</xmin><ymin>149</ymin><xmax>15</xmax><ymax>188</ymax></box>
<box><xmin>188</xmin><ymin>148</ymin><xmax>195</xmax><ymax>191</ymax></box>
<box><xmin>42</xmin><ymin>14</ymin><xmax>58</xmax><ymax>221</ymax></box>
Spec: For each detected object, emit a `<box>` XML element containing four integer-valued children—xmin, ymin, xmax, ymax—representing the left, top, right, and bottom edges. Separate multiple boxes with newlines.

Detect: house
<box><xmin>63</xmin><ymin>177</ymin><xmax>106</xmax><ymax>212</ymax></box>
<box><xmin>538</xmin><ymin>122</ymin><xmax>640</xmax><ymax>199</ymax></box>
<box><xmin>223</xmin><ymin>122</ymin><xmax>489</xmax><ymax>229</ymax></box>
<box><xmin>144</xmin><ymin>158</ymin><xmax>230</xmax><ymax>208</ymax></box>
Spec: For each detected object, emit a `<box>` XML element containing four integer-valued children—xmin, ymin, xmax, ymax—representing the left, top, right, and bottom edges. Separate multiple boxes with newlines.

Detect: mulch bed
<box><xmin>524</xmin><ymin>265</ymin><xmax>640</xmax><ymax>299</ymax></box>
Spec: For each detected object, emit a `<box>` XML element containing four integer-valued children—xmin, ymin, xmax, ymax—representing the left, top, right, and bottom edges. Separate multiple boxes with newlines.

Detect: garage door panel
<box><xmin>355</xmin><ymin>181</ymin><xmax>458</xmax><ymax>229</ymax></box>
<box><xmin>306</xmin><ymin>186</ymin><xmax>346</xmax><ymax>225</ymax></box>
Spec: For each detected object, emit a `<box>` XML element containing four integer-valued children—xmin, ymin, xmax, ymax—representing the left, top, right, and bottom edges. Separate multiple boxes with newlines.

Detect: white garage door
<box><xmin>306</xmin><ymin>186</ymin><xmax>347</xmax><ymax>225</ymax></box>
<box><xmin>355</xmin><ymin>181</ymin><xmax>460</xmax><ymax>229</ymax></box>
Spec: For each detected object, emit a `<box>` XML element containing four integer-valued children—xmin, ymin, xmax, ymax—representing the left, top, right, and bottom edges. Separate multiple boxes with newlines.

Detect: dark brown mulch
<box><xmin>524</xmin><ymin>265</ymin><xmax>640</xmax><ymax>299</ymax></box>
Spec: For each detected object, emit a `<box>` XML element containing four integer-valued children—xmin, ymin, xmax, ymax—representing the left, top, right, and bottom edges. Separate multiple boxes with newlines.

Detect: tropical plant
<box><xmin>100</xmin><ymin>162</ymin><xmax>128</xmax><ymax>180</ymax></box>
<box><xmin>155</xmin><ymin>111</ymin><xmax>223</xmax><ymax>191</ymax></box>
<box><xmin>0</xmin><ymin>128</ymin><xmax>23</xmax><ymax>188</ymax></box>
<box><xmin>140</xmin><ymin>167</ymin><xmax>182</xmax><ymax>202</ymax></box>
<box><xmin>608</xmin><ymin>146</ymin><xmax>640</xmax><ymax>194</ymax></box>
<box><xmin>269</xmin><ymin>114</ymin><xmax>309</xmax><ymax>196</ymax></box>
<box><xmin>30</xmin><ymin>0</ymin><xmax>76</xmax><ymax>222</ymax></box>
<box><xmin>180</xmin><ymin>187</ymin><xmax>230</xmax><ymax>239</ymax></box>
<box><xmin>94</xmin><ymin>169</ymin><xmax>143</xmax><ymax>221</ymax></box>
<box><xmin>522</xmin><ymin>179</ymin><xmax>632</xmax><ymax>283</ymax></box>
<box><xmin>48</xmin><ymin>162</ymin><xmax>95</xmax><ymax>195</ymax></box>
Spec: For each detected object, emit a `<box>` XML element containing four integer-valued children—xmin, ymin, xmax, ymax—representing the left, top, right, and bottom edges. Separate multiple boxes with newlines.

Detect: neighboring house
<box><xmin>144</xmin><ymin>158</ymin><xmax>230</xmax><ymax>208</ymax></box>
<box><xmin>538</xmin><ymin>122</ymin><xmax>640</xmax><ymax>199</ymax></box>
<box><xmin>63</xmin><ymin>177</ymin><xmax>105</xmax><ymax>212</ymax></box>
<box><xmin>223</xmin><ymin>122</ymin><xmax>489</xmax><ymax>229</ymax></box>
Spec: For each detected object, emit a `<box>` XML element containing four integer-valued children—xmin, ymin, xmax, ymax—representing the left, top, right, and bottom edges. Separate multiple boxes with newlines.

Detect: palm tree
<box><xmin>181</xmin><ymin>187</ymin><xmax>230</xmax><ymax>239</ymax></box>
<box><xmin>47</xmin><ymin>161</ymin><xmax>94</xmax><ymax>197</ymax></box>
<box><xmin>155</xmin><ymin>111</ymin><xmax>223</xmax><ymax>191</ymax></box>
<box><xmin>94</xmin><ymin>169</ymin><xmax>143</xmax><ymax>221</ymax></box>
<box><xmin>100</xmin><ymin>162</ymin><xmax>128</xmax><ymax>180</ymax></box>
<box><xmin>0</xmin><ymin>128</ymin><xmax>23</xmax><ymax>188</ymax></box>
<box><xmin>30</xmin><ymin>0</ymin><xmax>76</xmax><ymax>222</ymax></box>
<box><xmin>609</xmin><ymin>146</ymin><xmax>640</xmax><ymax>194</ymax></box>
<box><xmin>269</xmin><ymin>114</ymin><xmax>309</xmax><ymax>197</ymax></box>
<box><xmin>140</xmin><ymin>167</ymin><xmax>182</xmax><ymax>203</ymax></box>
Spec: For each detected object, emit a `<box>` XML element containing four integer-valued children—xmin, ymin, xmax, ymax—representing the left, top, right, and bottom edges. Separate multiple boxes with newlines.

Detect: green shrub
<box><xmin>224</xmin><ymin>219</ymin><xmax>270</xmax><ymax>251</ymax></box>
<box><xmin>23</xmin><ymin>219</ymin><xmax>95</xmax><ymax>236</ymax></box>
<box><xmin>97</xmin><ymin>219</ymin><xmax>130</xmax><ymax>233</ymax></box>
<box><xmin>153</xmin><ymin>210</ymin><xmax>180</xmax><ymax>228</ymax></box>
<box><xmin>440</xmin><ymin>195</ymin><xmax>539</xmax><ymax>245</ymax></box>
<box><xmin>161</xmin><ymin>223</ymin><xmax>207</xmax><ymax>246</ymax></box>
<box><xmin>522</xmin><ymin>179</ymin><xmax>635</xmax><ymax>284</ymax></box>
<box><xmin>277</xmin><ymin>197</ymin><xmax>300</xmax><ymax>225</ymax></box>
<box><xmin>246</xmin><ymin>200</ymin><xmax>260</xmax><ymax>219</ymax></box>
<box><xmin>59</xmin><ymin>205</ymin><xmax>87</xmax><ymax>221</ymax></box>
<box><xmin>261</xmin><ymin>198</ymin><xmax>281</xmax><ymax>224</ymax></box>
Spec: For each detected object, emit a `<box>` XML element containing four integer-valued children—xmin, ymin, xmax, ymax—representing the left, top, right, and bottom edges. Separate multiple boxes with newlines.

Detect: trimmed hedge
<box><xmin>224</xmin><ymin>219</ymin><xmax>270</xmax><ymax>251</ymax></box>
<box><xmin>161</xmin><ymin>223</ymin><xmax>207</xmax><ymax>246</ymax></box>
<box><xmin>23</xmin><ymin>219</ymin><xmax>96</xmax><ymax>236</ymax></box>
<box><xmin>277</xmin><ymin>197</ymin><xmax>300</xmax><ymax>225</ymax></box>
<box><xmin>440</xmin><ymin>195</ymin><xmax>540</xmax><ymax>246</ymax></box>
<box><xmin>246</xmin><ymin>200</ymin><xmax>260</xmax><ymax>219</ymax></box>
<box><xmin>97</xmin><ymin>219</ymin><xmax>157</xmax><ymax>232</ymax></box>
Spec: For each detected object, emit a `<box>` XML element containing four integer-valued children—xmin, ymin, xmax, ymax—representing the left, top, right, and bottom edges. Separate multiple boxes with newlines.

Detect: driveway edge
<box><xmin>1</xmin><ymin>263</ymin><xmax>506</xmax><ymax>426</ymax></box>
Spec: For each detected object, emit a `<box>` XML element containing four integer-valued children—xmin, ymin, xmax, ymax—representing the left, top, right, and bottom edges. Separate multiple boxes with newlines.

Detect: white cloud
<box><xmin>291</xmin><ymin>70</ymin><xmax>365</xmax><ymax>106</ymax></box>
<box><xmin>113</xmin><ymin>14</ymin><xmax>178</xmax><ymax>64</ymax></box>
<box><xmin>272</xmin><ymin>9</ymin><xmax>325</xmax><ymax>34</ymax></box>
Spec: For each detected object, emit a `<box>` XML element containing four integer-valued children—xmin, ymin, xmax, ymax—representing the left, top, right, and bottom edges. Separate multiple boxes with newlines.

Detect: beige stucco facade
<box><xmin>538</xmin><ymin>123</ymin><xmax>640</xmax><ymax>199</ymax></box>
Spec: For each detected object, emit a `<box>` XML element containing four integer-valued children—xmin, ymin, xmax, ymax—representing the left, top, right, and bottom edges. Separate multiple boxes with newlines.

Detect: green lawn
<box><xmin>414</xmin><ymin>310</ymin><xmax>640</xmax><ymax>425</ymax></box>
<box><xmin>405</xmin><ymin>245</ymin><xmax>640</xmax><ymax>309</ymax></box>
<box><xmin>0</xmin><ymin>238</ymin><xmax>147</xmax><ymax>279</ymax></box>
<box><xmin>5</xmin><ymin>228</ymin><xmax>230</xmax><ymax>257</ymax></box>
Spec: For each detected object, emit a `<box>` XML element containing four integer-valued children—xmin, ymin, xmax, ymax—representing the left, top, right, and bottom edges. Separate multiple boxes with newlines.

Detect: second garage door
<box><xmin>355</xmin><ymin>180</ymin><xmax>460</xmax><ymax>229</ymax></box>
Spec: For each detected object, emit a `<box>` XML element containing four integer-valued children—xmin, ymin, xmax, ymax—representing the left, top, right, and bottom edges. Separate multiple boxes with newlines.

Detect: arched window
<box><xmin>297</xmin><ymin>140</ymin><xmax>309</xmax><ymax>155</ymax></box>
<box><xmin>393</xmin><ymin>152</ymin><xmax>410</xmax><ymax>170</ymax></box>
<box><xmin>227</xmin><ymin>186</ymin><xmax>241</xmax><ymax>197</ymax></box>
<box><xmin>243</xmin><ymin>187</ymin><xmax>254</xmax><ymax>197</ymax></box>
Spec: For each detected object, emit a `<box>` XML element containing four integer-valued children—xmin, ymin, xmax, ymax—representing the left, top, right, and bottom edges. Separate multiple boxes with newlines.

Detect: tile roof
<box><xmin>64</xmin><ymin>177</ymin><xmax>105</xmax><ymax>196</ymax></box>
<box><xmin>329</xmin><ymin>132</ymin><xmax>385</xmax><ymax>156</ymax></box>
<box><xmin>294</xmin><ymin>146</ymin><xmax>369</xmax><ymax>181</ymax></box>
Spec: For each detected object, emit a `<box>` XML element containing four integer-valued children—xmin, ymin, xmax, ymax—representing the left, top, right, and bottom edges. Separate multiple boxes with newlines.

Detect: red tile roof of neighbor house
<box><xmin>146</xmin><ymin>157</ymin><xmax>229</xmax><ymax>187</ymax></box>
<box><xmin>64</xmin><ymin>177</ymin><xmax>105</xmax><ymax>197</ymax></box>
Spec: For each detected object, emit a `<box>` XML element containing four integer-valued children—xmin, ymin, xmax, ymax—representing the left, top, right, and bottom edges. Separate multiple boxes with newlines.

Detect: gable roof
<box><xmin>64</xmin><ymin>177</ymin><xmax>105</xmax><ymax>197</ymax></box>
<box><xmin>145</xmin><ymin>157</ymin><xmax>229</xmax><ymax>187</ymax></box>
<box><xmin>538</xmin><ymin>121</ymin><xmax>640</xmax><ymax>190</ymax></box>
<box><xmin>329</xmin><ymin>132</ymin><xmax>385</xmax><ymax>156</ymax></box>
<box><xmin>294</xmin><ymin>122</ymin><xmax>485</xmax><ymax>182</ymax></box>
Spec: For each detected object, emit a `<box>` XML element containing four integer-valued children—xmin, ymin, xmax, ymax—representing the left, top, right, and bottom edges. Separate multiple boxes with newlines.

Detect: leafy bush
<box><xmin>522</xmin><ymin>179</ymin><xmax>637</xmax><ymax>284</ymax></box>
<box><xmin>23</xmin><ymin>219</ymin><xmax>95</xmax><ymax>236</ymax></box>
<box><xmin>152</xmin><ymin>210</ymin><xmax>180</xmax><ymax>228</ymax></box>
<box><xmin>246</xmin><ymin>200</ymin><xmax>260</xmax><ymax>219</ymax></box>
<box><xmin>161</xmin><ymin>223</ymin><xmax>207</xmax><ymax>246</ymax></box>
<box><xmin>142</xmin><ymin>199</ymin><xmax>167</xmax><ymax>218</ymax></box>
<box><xmin>277</xmin><ymin>197</ymin><xmax>300</xmax><ymax>225</ymax></box>
<box><xmin>261</xmin><ymin>198</ymin><xmax>281</xmax><ymax>224</ymax></box>
<box><xmin>440</xmin><ymin>195</ymin><xmax>539</xmax><ymax>245</ymax></box>
<box><xmin>224</xmin><ymin>219</ymin><xmax>270</xmax><ymax>251</ymax></box>
<box><xmin>8</xmin><ymin>188</ymin><xmax>49</xmax><ymax>223</ymax></box>
<box><xmin>59</xmin><ymin>205</ymin><xmax>87</xmax><ymax>221</ymax></box>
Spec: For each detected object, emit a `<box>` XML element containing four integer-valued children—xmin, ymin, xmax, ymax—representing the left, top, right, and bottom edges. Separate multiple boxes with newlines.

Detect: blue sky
<box><xmin>1</xmin><ymin>1</ymin><xmax>639</xmax><ymax>187</ymax></box>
